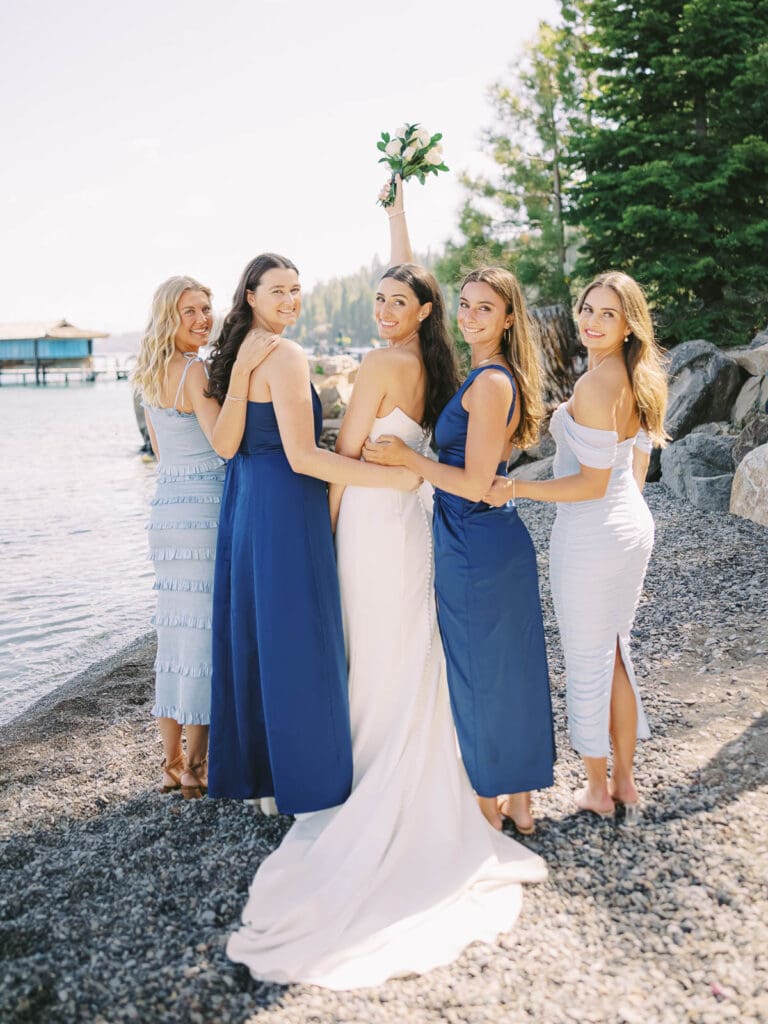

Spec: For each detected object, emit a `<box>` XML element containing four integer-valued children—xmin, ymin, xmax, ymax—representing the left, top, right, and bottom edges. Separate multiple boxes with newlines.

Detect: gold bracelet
<box><xmin>387</xmin><ymin>210</ymin><xmax>406</xmax><ymax>219</ymax></box>
<box><xmin>225</xmin><ymin>392</ymin><xmax>247</xmax><ymax>402</ymax></box>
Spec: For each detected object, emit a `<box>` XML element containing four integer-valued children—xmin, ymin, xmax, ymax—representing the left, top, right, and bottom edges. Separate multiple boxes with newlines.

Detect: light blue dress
<box><xmin>144</xmin><ymin>355</ymin><xmax>225</xmax><ymax>725</ymax></box>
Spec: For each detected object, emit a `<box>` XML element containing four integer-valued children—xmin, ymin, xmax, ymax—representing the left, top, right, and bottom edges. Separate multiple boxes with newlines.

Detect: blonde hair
<box><xmin>460</xmin><ymin>267</ymin><xmax>544</xmax><ymax>449</ymax></box>
<box><xmin>132</xmin><ymin>276</ymin><xmax>212</xmax><ymax>407</ymax></box>
<box><xmin>576</xmin><ymin>272</ymin><xmax>669</xmax><ymax>446</ymax></box>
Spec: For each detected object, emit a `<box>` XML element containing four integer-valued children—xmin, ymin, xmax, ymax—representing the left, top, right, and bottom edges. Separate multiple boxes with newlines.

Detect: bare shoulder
<box><xmin>270</xmin><ymin>338</ymin><xmax>309</xmax><ymax>370</ymax></box>
<box><xmin>360</xmin><ymin>345</ymin><xmax>420</xmax><ymax>383</ymax></box>
<box><xmin>571</xmin><ymin>364</ymin><xmax>624</xmax><ymax>430</ymax></box>
<box><xmin>184</xmin><ymin>358</ymin><xmax>210</xmax><ymax>392</ymax></box>
<box><xmin>466</xmin><ymin>366</ymin><xmax>514</xmax><ymax>404</ymax></box>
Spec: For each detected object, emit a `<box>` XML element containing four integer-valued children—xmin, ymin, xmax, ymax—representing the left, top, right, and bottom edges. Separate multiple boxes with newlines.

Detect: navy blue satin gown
<box><xmin>208</xmin><ymin>387</ymin><xmax>353</xmax><ymax>814</ymax></box>
<box><xmin>433</xmin><ymin>364</ymin><xmax>556</xmax><ymax>797</ymax></box>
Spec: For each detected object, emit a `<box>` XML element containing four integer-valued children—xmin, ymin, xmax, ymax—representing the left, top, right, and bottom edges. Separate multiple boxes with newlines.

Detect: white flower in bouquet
<box><xmin>375</xmin><ymin>121</ymin><xmax>449</xmax><ymax>207</ymax></box>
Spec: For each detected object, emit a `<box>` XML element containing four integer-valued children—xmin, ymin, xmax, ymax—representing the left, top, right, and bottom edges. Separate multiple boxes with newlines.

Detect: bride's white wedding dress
<box><xmin>227</xmin><ymin>409</ymin><xmax>547</xmax><ymax>990</ymax></box>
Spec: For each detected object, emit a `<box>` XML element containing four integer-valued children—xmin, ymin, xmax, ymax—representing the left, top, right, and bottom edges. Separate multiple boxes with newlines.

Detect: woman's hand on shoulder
<box><xmin>234</xmin><ymin>328</ymin><xmax>280</xmax><ymax>374</ymax></box>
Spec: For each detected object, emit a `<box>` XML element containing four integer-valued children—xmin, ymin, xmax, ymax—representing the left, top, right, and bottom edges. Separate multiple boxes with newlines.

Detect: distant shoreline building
<box><xmin>0</xmin><ymin>320</ymin><xmax>109</xmax><ymax>385</ymax></box>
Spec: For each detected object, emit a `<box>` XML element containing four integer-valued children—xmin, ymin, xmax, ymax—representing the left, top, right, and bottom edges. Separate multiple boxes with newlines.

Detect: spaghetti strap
<box><xmin>464</xmin><ymin>364</ymin><xmax>517</xmax><ymax>425</ymax></box>
<box><xmin>173</xmin><ymin>353</ymin><xmax>209</xmax><ymax>411</ymax></box>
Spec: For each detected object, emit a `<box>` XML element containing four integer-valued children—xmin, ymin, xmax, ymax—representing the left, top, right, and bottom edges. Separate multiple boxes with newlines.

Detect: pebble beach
<box><xmin>1</xmin><ymin>484</ymin><xmax>766</xmax><ymax>1024</ymax></box>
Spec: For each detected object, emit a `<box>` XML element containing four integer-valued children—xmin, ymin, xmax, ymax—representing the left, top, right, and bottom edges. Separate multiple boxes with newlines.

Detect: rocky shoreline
<box><xmin>1</xmin><ymin>485</ymin><xmax>767</xmax><ymax>1024</ymax></box>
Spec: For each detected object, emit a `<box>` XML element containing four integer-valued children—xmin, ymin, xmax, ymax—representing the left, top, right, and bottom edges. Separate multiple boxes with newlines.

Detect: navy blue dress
<box><xmin>433</xmin><ymin>365</ymin><xmax>555</xmax><ymax>797</ymax></box>
<box><xmin>208</xmin><ymin>387</ymin><xmax>353</xmax><ymax>813</ymax></box>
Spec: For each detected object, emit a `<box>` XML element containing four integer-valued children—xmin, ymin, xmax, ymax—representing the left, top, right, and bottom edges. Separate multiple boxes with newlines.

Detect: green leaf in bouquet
<box><xmin>377</xmin><ymin>142</ymin><xmax>387</xmax><ymax>152</ymax></box>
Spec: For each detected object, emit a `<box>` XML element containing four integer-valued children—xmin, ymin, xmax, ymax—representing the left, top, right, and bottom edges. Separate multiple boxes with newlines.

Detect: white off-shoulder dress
<box><xmin>548</xmin><ymin>403</ymin><xmax>654</xmax><ymax>758</ymax></box>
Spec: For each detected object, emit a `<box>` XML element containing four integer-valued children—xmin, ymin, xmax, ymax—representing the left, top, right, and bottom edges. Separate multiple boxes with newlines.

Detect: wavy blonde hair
<box><xmin>460</xmin><ymin>268</ymin><xmax>544</xmax><ymax>449</ymax></box>
<box><xmin>132</xmin><ymin>275</ymin><xmax>212</xmax><ymax>407</ymax></box>
<box><xmin>576</xmin><ymin>272</ymin><xmax>669</xmax><ymax>446</ymax></box>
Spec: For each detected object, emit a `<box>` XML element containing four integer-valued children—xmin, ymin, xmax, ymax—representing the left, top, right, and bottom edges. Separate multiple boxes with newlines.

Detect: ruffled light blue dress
<box><xmin>144</xmin><ymin>356</ymin><xmax>226</xmax><ymax>725</ymax></box>
<box><xmin>432</xmin><ymin>365</ymin><xmax>556</xmax><ymax>797</ymax></box>
<box><xmin>549</xmin><ymin>403</ymin><xmax>654</xmax><ymax>757</ymax></box>
<box><xmin>208</xmin><ymin>387</ymin><xmax>353</xmax><ymax>814</ymax></box>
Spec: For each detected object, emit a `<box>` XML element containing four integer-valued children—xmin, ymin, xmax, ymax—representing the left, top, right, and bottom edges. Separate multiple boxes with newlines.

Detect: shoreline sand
<box><xmin>1</xmin><ymin>483</ymin><xmax>766</xmax><ymax>1024</ymax></box>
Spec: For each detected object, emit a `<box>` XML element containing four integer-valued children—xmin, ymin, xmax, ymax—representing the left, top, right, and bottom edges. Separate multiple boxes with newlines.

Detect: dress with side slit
<box><xmin>548</xmin><ymin>402</ymin><xmax>654</xmax><ymax>757</ymax></box>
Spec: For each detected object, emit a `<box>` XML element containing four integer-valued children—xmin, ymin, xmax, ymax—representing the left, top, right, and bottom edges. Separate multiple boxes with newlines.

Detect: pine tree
<box><xmin>435</xmin><ymin>21</ymin><xmax>582</xmax><ymax>306</ymax></box>
<box><xmin>564</xmin><ymin>0</ymin><xmax>768</xmax><ymax>345</ymax></box>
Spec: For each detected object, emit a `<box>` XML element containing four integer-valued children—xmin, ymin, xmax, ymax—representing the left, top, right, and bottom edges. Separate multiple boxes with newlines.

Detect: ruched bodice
<box><xmin>238</xmin><ymin>386</ymin><xmax>322</xmax><ymax>455</ymax></box>
<box><xmin>550</xmin><ymin>402</ymin><xmax>651</xmax><ymax>507</ymax></box>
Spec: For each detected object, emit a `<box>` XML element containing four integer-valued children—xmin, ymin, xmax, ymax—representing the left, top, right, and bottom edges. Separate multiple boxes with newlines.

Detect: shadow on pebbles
<box><xmin>1</xmin><ymin>483</ymin><xmax>766</xmax><ymax>1024</ymax></box>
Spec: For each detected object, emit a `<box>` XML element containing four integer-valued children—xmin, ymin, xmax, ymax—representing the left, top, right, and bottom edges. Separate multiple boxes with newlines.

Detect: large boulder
<box><xmin>316</xmin><ymin>374</ymin><xmax>353</xmax><ymax>418</ymax></box>
<box><xmin>729</xmin><ymin>343</ymin><xmax>768</xmax><ymax>377</ymax></box>
<box><xmin>689</xmin><ymin>421</ymin><xmax>733</xmax><ymax>437</ymax></box>
<box><xmin>665</xmin><ymin>340</ymin><xmax>744</xmax><ymax>439</ymax></box>
<box><xmin>523</xmin><ymin>430</ymin><xmax>556</xmax><ymax>462</ymax></box>
<box><xmin>648</xmin><ymin>340</ymin><xmax>743</xmax><ymax>481</ymax></box>
<box><xmin>749</xmin><ymin>328</ymin><xmax>768</xmax><ymax>350</ymax></box>
<box><xmin>311</xmin><ymin>354</ymin><xmax>359</xmax><ymax>380</ymax></box>
<box><xmin>660</xmin><ymin>432</ymin><xmax>735</xmax><ymax>511</ymax></box>
<box><xmin>732</xmin><ymin>374</ymin><xmax>768</xmax><ymax>427</ymax></box>
<box><xmin>733</xmin><ymin>413</ymin><xmax>768</xmax><ymax>466</ymax></box>
<box><xmin>730</xmin><ymin>443</ymin><xmax>768</xmax><ymax>527</ymax></box>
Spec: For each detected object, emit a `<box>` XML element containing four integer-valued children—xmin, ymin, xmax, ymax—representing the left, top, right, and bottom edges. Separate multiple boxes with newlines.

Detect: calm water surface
<box><xmin>0</xmin><ymin>381</ymin><xmax>157</xmax><ymax>724</ymax></box>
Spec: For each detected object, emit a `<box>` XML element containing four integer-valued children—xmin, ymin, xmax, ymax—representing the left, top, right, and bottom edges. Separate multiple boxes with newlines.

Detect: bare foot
<box><xmin>574</xmin><ymin>786</ymin><xmax>615</xmax><ymax>818</ymax></box>
<box><xmin>478</xmin><ymin>795</ymin><xmax>503</xmax><ymax>830</ymax></box>
<box><xmin>498</xmin><ymin>792</ymin><xmax>535</xmax><ymax>835</ymax></box>
<box><xmin>608</xmin><ymin>778</ymin><xmax>639</xmax><ymax>805</ymax></box>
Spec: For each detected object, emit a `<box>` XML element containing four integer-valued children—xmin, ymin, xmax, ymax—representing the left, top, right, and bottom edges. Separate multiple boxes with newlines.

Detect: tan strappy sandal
<box><xmin>157</xmin><ymin>754</ymin><xmax>184</xmax><ymax>793</ymax></box>
<box><xmin>181</xmin><ymin>759</ymin><xmax>208</xmax><ymax>800</ymax></box>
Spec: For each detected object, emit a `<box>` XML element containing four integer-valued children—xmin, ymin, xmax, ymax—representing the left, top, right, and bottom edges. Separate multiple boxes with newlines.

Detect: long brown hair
<box><xmin>380</xmin><ymin>263</ymin><xmax>460</xmax><ymax>436</ymax></box>
<box><xmin>206</xmin><ymin>253</ymin><xmax>298</xmax><ymax>404</ymax></box>
<box><xmin>575</xmin><ymin>272</ymin><xmax>669</xmax><ymax>446</ymax></box>
<box><xmin>460</xmin><ymin>267</ymin><xmax>544</xmax><ymax>449</ymax></box>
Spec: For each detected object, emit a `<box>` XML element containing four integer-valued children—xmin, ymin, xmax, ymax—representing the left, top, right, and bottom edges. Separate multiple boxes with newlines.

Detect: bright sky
<box><xmin>1</xmin><ymin>0</ymin><xmax>560</xmax><ymax>333</ymax></box>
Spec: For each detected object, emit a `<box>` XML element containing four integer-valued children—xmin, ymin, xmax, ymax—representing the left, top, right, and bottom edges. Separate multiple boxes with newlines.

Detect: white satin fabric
<box><xmin>549</xmin><ymin>403</ymin><xmax>654</xmax><ymax>758</ymax></box>
<box><xmin>227</xmin><ymin>408</ymin><xmax>546</xmax><ymax>989</ymax></box>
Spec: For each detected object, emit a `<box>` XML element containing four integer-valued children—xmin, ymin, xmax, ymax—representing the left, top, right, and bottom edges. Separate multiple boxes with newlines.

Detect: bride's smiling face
<box><xmin>374</xmin><ymin>277</ymin><xmax>430</xmax><ymax>344</ymax></box>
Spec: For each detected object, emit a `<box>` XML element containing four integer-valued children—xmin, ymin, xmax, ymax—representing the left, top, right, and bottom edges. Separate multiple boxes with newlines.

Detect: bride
<box><xmin>226</xmin><ymin>178</ymin><xmax>547</xmax><ymax>989</ymax></box>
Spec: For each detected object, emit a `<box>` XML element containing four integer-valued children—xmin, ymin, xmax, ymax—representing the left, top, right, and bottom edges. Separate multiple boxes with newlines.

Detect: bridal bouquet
<box><xmin>376</xmin><ymin>123</ymin><xmax>448</xmax><ymax>207</ymax></box>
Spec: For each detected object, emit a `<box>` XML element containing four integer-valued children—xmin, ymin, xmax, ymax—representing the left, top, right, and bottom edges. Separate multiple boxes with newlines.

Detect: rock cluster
<box><xmin>310</xmin><ymin>354</ymin><xmax>359</xmax><ymax>419</ymax></box>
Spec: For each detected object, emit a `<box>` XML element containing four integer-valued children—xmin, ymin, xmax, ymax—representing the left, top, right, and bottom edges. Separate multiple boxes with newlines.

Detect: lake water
<box><xmin>0</xmin><ymin>380</ymin><xmax>157</xmax><ymax>724</ymax></box>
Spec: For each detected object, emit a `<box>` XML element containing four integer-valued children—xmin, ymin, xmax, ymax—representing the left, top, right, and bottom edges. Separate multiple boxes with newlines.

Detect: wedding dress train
<box><xmin>227</xmin><ymin>408</ymin><xmax>547</xmax><ymax>989</ymax></box>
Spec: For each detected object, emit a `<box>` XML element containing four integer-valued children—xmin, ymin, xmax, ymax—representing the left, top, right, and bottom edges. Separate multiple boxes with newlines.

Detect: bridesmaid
<box><xmin>486</xmin><ymin>272</ymin><xmax>668</xmax><ymax>822</ymax></box>
<box><xmin>205</xmin><ymin>253</ymin><xmax>420</xmax><ymax>813</ymax></box>
<box><xmin>365</xmin><ymin>257</ymin><xmax>556</xmax><ymax>833</ymax></box>
<box><xmin>133</xmin><ymin>276</ymin><xmax>275</xmax><ymax>798</ymax></box>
